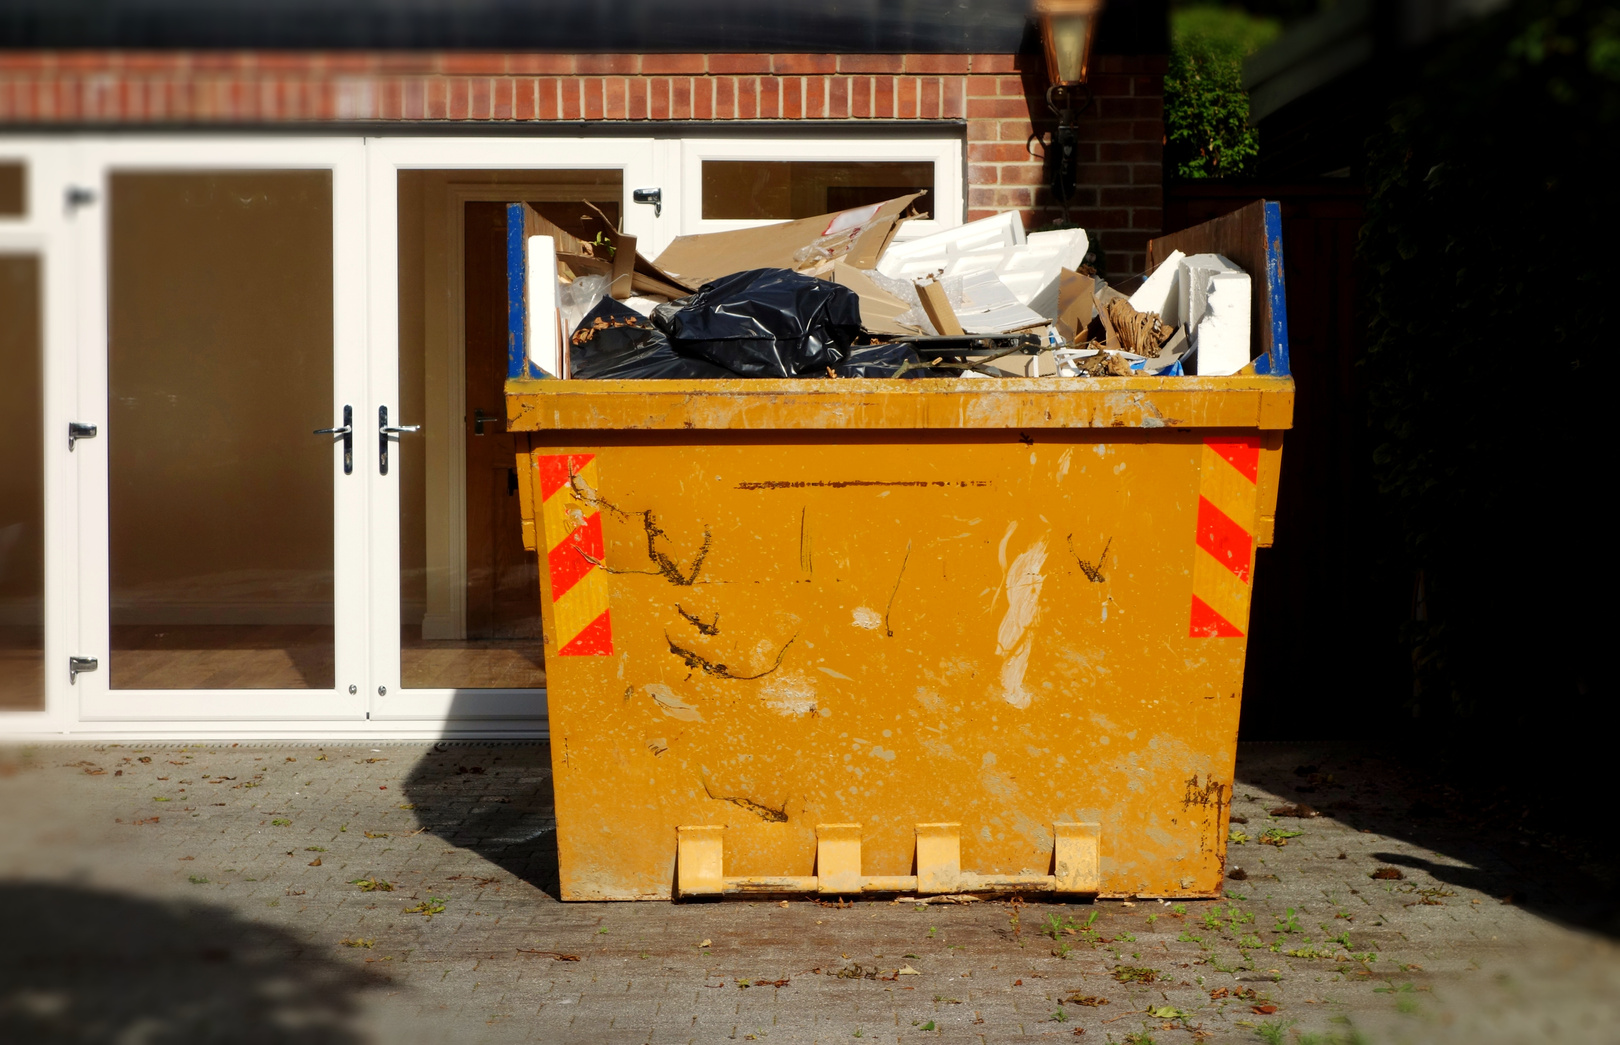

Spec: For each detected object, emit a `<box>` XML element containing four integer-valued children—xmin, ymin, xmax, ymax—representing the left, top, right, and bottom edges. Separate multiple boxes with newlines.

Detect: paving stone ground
<box><xmin>1</xmin><ymin>740</ymin><xmax>1615</xmax><ymax>1044</ymax></box>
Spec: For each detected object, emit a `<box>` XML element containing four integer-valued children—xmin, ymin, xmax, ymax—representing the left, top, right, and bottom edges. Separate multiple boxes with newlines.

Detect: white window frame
<box><xmin>678</xmin><ymin>136</ymin><xmax>963</xmax><ymax>240</ymax></box>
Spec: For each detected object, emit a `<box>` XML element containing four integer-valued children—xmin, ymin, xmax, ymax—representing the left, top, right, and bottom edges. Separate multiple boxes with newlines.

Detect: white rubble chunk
<box><xmin>875</xmin><ymin>211</ymin><xmax>1025</xmax><ymax>277</ymax></box>
<box><xmin>1177</xmin><ymin>253</ymin><xmax>1242</xmax><ymax>336</ymax></box>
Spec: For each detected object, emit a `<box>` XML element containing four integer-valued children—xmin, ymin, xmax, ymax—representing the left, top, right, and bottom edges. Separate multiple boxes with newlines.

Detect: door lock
<box><xmin>314</xmin><ymin>405</ymin><xmax>354</xmax><ymax>475</ymax></box>
<box><xmin>474</xmin><ymin>407</ymin><xmax>501</xmax><ymax>436</ymax></box>
<box><xmin>377</xmin><ymin>406</ymin><xmax>420</xmax><ymax>476</ymax></box>
<box><xmin>68</xmin><ymin>422</ymin><xmax>98</xmax><ymax>450</ymax></box>
<box><xmin>633</xmin><ymin>186</ymin><xmax>662</xmax><ymax>218</ymax></box>
<box><xmin>69</xmin><ymin>656</ymin><xmax>99</xmax><ymax>683</ymax></box>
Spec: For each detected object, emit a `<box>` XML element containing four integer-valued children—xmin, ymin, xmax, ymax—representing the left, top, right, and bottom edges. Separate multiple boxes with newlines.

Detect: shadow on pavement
<box><xmin>0</xmin><ymin>882</ymin><xmax>389</xmax><ymax>1043</ymax></box>
<box><xmin>400</xmin><ymin>741</ymin><xmax>561</xmax><ymax>900</ymax></box>
<box><xmin>1232</xmin><ymin>741</ymin><xmax>1620</xmax><ymax>941</ymax></box>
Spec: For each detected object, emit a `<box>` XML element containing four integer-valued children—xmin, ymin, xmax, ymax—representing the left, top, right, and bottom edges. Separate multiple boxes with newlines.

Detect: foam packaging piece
<box><xmin>526</xmin><ymin>235</ymin><xmax>561</xmax><ymax>377</ymax></box>
<box><xmin>1177</xmin><ymin>253</ymin><xmax>1242</xmax><ymax>335</ymax></box>
<box><xmin>1128</xmin><ymin>249</ymin><xmax>1184</xmax><ymax>327</ymax></box>
<box><xmin>874</xmin><ymin>218</ymin><xmax>1088</xmax><ymax>329</ymax></box>
<box><xmin>1192</xmin><ymin>270</ymin><xmax>1251</xmax><ymax>375</ymax></box>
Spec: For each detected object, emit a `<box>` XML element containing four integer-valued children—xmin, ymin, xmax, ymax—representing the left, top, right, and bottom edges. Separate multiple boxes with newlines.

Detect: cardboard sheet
<box><xmin>652</xmin><ymin>193</ymin><xmax>924</xmax><ymax>288</ymax></box>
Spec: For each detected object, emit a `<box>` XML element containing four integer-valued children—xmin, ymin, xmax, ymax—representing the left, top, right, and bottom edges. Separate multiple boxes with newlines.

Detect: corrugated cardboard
<box><xmin>522</xmin><ymin>203</ymin><xmax>692</xmax><ymax>300</ymax></box>
<box><xmin>652</xmin><ymin>193</ymin><xmax>924</xmax><ymax>288</ymax></box>
<box><xmin>830</xmin><ymin>260</ymin><xmax>921</xmax><ymax>336</ymax></box>
<box><xmin>916</xmin><ymin>279</ymin><xmax>965</xmax><ymax>336</ymax></box>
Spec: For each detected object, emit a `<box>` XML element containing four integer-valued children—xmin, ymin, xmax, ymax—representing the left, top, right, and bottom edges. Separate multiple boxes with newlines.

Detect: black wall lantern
<box><xmin>1036</xmin><ymin>0</ymin><xmax>1103</xmax><ymax>209</ymax></box>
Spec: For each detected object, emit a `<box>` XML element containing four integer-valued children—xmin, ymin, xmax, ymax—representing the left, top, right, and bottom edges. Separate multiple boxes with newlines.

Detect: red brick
<box><xmin>1075</xmin><ymin>162</ymin><xmax>1130</xmax><ymax>185</ymax></box>
<box><xmin>1099</xmin><ymin>141</ymin><xmax>1158</xmax><ymax>163</ymax></box>
<box><xmin>775</xmin><ymin>54</ymin><xmax>836</xmax><ymax>75</ymax></box>
<box><xmin>642</xmin><ymin>54</ymin><xmax>705</xmax><ymax>75</ymax></box>
<box><xmin>804</xmin><ymin>76</ymin><xmax>826</xmax><ymax>118</ymax></box>
<box><xmin>966</xmin><ymin>208</ymin><xmax>997</xmax><ymax>222</ymax></box>
<box><xmin>968</xmin><ymin>186</ymin><xmax>997</xmax><ymax>207</ymax></box>
<box><xmin>965</xmin><ymin>74</ymin><xmax>1000</xmax><ymax>99</ymax></box>
<box><xmin>559</xmin><ymin>79</ymin><xmax>581</xmax><ymax>120</ymax></box>
<box><xmin>851</xmin><ymin>76</ymin><xmax>871</xmax><ymax>118</ymax></box>
<box><xmin>447</xmin><ymin>77</ymin><xmax>468</xmax><ymax>119</ymax></box>
<box><xmin>998</xmin><ymin>118</ymin><xmax>1036</xmax><ymax>141</ymax></box>
<box><xmin>840</xmin><ymin>54</ymin><xmax>903</xmax><ymax>74</ymax></box>
<box><xmin>468</xmin><ymin>76</ymin><xmax>490</xmax><ymax>118</ymax></box>
<box><xmin>1000</xmin><ymin>163</ymin><xmax>1046</xmax><ymax>186</ymax></box>
<box><xmin>918</xmin><ymin>76</ymin><xmax>940</xmax><ymax>118</ymax></box>
<box><xmin>737</xmin><ymin>76</ymin><xmax>757</xmax><ymax>119</ymax></box>
<box><xmin>892</xmin><ymin>77</ymin><xmax>915</xmax><ymax>119</ymax></box>
<box><xmin>506</xmin><ymin>54</ymin><xmax>574</xmax><ymax>75</ymax></box>
<box><xmin>826</xmin><ymin>76</ymin><xmax>849</xmax><ymax>118</ymax></box>
<box><xmin>576</xmin><ymin>54</ymin><xmax>638</xmax><ymax>75</ymax></box>
<box><xmin>693</xmin><ymin>77</ymin><xmax>713</xmax><ymax>119</ymax></box>
<box><xmin>873</xmin><ymin>76</ymin><xmax>894</xmax><ymax>117</ymax></box>
<box><xmin>713</xmin><ymin>76</ymin><xmax>734</xmax><ymax>118</ymax></box>
<box><xmin>968</xmin><ymin>163</ymin><xmax>999</xmax><ymax>185</ymax></box>
<box><xmin>604</xmin><ymin>76</ymin><xmax>626</xmax><ymax>119</ymax></box>
<box><xmin>1129</xmin><ymin>163</ymin><xmax>1161</xmax><ymax>185</ymax></box>
<box><xmin>512</xmin><ymin>78</ymin><xmax>534</xmax><ymax>120</ymax></box>
<box><xmin>670</xmin><ymin>77</ymin><xmax>691</xmax><ymax>118</ymax></box>
<box><xmin>966</xmin><ymin>96</ymin><xmax>1026</xmax><ymax>119</ymax></box>
<box><xmin>440</xmin><ymin>53</ymin><xmax>507</xmax><ymax>76</ymax></box>
<box><xmin>381</xmin><ymin>78</ymin><xmax>405</xmax><ymax>119</ymax></box>
<box><xmin>1131</xmin><ymin>207</ymin><xmax>1164</xmax><ymax>230</ymax></box>
<box><xmin>942</xmin><ymin>77</ymin><xmax>966</xmax><ymax>119</ymax></box>
<box><xmin>627</xmin><ymin>76</ymin><xmax>648</xmax><ymax>119</ymax></box>
<box><xmin>1068</xmin><ymin>207</ymin><xmax>1129</xmax><ymax>228</ymax></box>
<box><xmin>425</xmin><ymin>76</ymin><xmax>446</xmax><ymax>118</ymax></box>
<box><xmin>537</xmin><ymin>77</ymin><xmax>558</xmax><ymax>120</ymax></box>
<box><xmin>758</xmin><ymin>76</ymin><xmax>780</xmax><ymax>118</ymax></box>
<box><xmin>780</xmin><ymin>76</ymin><xmax>801</xmax><ymax>119</ymax></box>
<box><xmin>649</xmin><ymin>77</ymin><xmax>669</xmax><ymax>119</ymax></box>
<box><xmin>971</xmin><ymin>54</ymin><xmax>1018</xmax><ymax>74</ymax></box>
<box><xmin>968</xmin><ymin>141</ymin><xmax>1030</xmax><ymax>163</ymax></box>
<box><xmin>583</xmin><ymin>77</ymin><xmax>605</xmax><ymax>120</ymax></box>
<box><xmin>905</xmin><ymin>54</ymin><xmax>971</xmax><ymax>74</ymax></box>
<box><xmin>708</xmin><ymin>54</ymin><xmax>771</xmax><ymax>74</ymax></box>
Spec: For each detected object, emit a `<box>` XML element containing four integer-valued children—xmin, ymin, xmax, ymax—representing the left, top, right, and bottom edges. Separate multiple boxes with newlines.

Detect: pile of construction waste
<box><xmin>518</xmin><ymin>193</ymin><xmax>1255</xmax><ymax>380</ymax></box>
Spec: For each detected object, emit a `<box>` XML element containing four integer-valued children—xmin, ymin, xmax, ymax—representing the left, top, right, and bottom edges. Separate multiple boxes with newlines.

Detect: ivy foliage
<box><xmin>1361</xmin><ymin>0</ymin><xmax>1619</xmax><ymax>722</ymax></box>
<box><xmin>1164</xmin><ymin>5</ymin><xmax>1279</xmax><ymax>179</ymax></box>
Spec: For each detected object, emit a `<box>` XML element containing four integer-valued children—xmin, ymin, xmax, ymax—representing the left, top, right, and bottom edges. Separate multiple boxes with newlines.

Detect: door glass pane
<box><xmin>108</xmin><ymin>171</ymin><xmax>334</xmax><ymax>690</ymax></box>
<box><xmin>0</xmin><ymin>253</ymin><xmax>43</xmax><ymax>710</ymax></box>
<box><xmin>397</xmin><ymin>170</ymin><xmax>621</xmax><ymax>689</ymax></box>
<box><xmin>702</xmin><ymin>160</ymin><xmax>934</xmax><ymax>220</ymax></box>
<box><xmin>0</xmin><ymin>162</ymin><xmax>24</xmax><ymax>217</ymax></box>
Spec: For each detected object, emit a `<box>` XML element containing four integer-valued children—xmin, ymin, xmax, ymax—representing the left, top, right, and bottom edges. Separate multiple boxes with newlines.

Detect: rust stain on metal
<box><xmin>1067</xmin><ymin>534</ymin><xmax>1112</xmax><ymax>583</ymax></box>
<box><xmin>676</xmin><ymin>604</ymin><xmax>721</xmax><ymax>636</ymax></box>
<box><xmin>736</xmin><ymin>479</ymin><xmax>992</xmax><ymax>491</ymax></box>
<box><xmin>702</xmin><ymin>780</ymin><xmax>789</xmax><ymax>823</ymax></box>
<box><xmin>883</xmin><ymin>541</ymin><xmax>912</xmax><ymax>638</ymax></box>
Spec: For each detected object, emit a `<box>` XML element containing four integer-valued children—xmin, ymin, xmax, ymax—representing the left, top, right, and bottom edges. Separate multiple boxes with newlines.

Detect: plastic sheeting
<box><xmin>568</xmin><ymin>297</ymin><xmax>740</xmax><ymax>380</ymax></box>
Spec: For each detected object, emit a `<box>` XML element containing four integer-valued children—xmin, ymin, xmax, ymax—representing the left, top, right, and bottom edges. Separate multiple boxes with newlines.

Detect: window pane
<box><xmin>0</xmin><ymin>254</ymin><xmax>43</xmax><ymax>710</ymax></box>
<box><xmin>397</xmin><ymin>170</ymin><xmax>620</xmax><ymax>690</ymax></box>
<box><xmin>702</xmin><ymin>160</ymin><xmax>934</xmax><ymax>221</ymax></box>
<box><xmin>0</xmin><ymin>162</ymin><xmax>24</xmax><ymax>217</ymax></box>
<box><xmin>108</xmin><ymin>172</ymin><xmax>334</xmax><ymax>690</ymax></box>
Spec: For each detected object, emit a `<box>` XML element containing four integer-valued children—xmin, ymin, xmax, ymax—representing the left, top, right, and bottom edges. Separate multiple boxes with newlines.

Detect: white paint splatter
<box><xmin>851</xmin><ymin>606</ymin><xmax>883</xmax><ymax>630</ymax></box>
<box><xmin>818</xmin><ymin>666</ymin><xmax>852</xmax><ymax>680</ymax></box>
<box><xmin>759</xmin><ymin>673</ymin><xmax>818</xmax><ymax>717</ymax></box>
<box><xmin>646</xmin><ymin>737</ymin><xmax>668</xmax><ymax>756</ymax></box>
<box><xmin>869</xmin><ymin>746</ymin><xmax>897</xmax><ymax>762</ymax></box>
<box><xmin>995</xmin><ymin>537</ymin><xmax>1048</xmax><ymax>709</ymax></box>
<box><xmin>645</xmin><ymin>683</ymin><xmax>703</xmax><ymax>722</ymax></box>
<box><xmin>1057</xmin><ymin>448</ymin><xmax>1073</xmax><ymax>479</ymax></box>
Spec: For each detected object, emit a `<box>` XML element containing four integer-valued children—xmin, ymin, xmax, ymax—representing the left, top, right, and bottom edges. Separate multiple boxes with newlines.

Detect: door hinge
<box><xmin>69</xmin><ymin>656</ymin><xmax>99</xmax><ymax>683</ymax></box>
<box><xmin>65</xmin><ymin>186</ymin><xmax>97</xmax><ymax>213</ymax></box>
<box><xmin>69</xmin><ymin>422</ymin><xmax>97</xmax><ymax>450</ymax></box>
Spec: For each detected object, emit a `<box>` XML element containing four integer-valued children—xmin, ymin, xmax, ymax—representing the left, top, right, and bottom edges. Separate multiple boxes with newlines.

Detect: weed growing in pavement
<box><xmin>1260</xmin><ymin>828</ymin><xmax>1303</xmax><ymax>847</ymax></box>
<box><xmin>1229</xmin><ymin>826</ymin><xmax>1250</xmax><ymax>845</ymax></box>
<box><xmin>1146</xmin><ymin>913</ymin><xmax>1160</xmax><ymax>926</ymax></box>
<box><xmin>188</xmin><ymin>874</ymin><xmax>209</xmax><ymax>885</ymax></box>
<box><xmin>1254</xmin><ymin>1019</ymin><xmax>1293</xmax><ymax>1044</ymax></box>
<box><xmin>1050</xmin><ymin>1008</ymin><xmax>1069</xmax><ymax>1022</ymax></box>
<box><xmin>1172</xmin><ymin>903</ymin><xmax>1188</xmax><ymax>916</ymax></box>
<box><xmin>349</xmin><ymin>876</ymin><xmax>393</xmax><ymax>892</ymax></box>
<box><xmin>919</xmin><ymin>1020</ymin><xmax>935</xmax><ymax>1031</ymax></box>
<box><xmin>1122</xmin><ymin>1032</ymin><xmax>1157</xmax><ymax>1045</ymax></box>
<box><xmin>1274</xmin><ymin>908</ymin><xmax>1302</xmax><ymax>934</ymax></box>
<box><xmin>270</xmin><ymin>818</ymin><xmax>291</xmax><ymax>826</ymax></box>
<box><xmin>1112</xmin><ymin>965</ymin><xmax>1159</xmax><ymax>983</ymax></box>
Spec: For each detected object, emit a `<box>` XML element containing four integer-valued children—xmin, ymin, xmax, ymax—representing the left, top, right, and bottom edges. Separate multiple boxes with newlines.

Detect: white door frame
<box><xmin>70</xmin><ymin>136</ymin><xmax>371</xmax><ymax>729</ymax></box>
<box><xmin>363</xmin><ymin>136</ymin><xmax>665</xmax><ymax>725</ymax></box>
<box><xmin>0</xmin><ymin>140</ymin><xmax>77</xmax><ymax>735</ymax></box>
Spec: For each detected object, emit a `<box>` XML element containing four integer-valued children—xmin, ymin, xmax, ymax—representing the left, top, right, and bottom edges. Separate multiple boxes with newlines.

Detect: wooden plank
<box><xmin>1148</xmin><ymin>199</ymin><xmax>1275</xmax><ymax>371</ymax></box>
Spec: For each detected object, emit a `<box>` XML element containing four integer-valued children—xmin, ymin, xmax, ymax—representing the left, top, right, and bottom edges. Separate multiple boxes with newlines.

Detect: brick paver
<box><xmin>2</xmin><ymin>741</ymin><xmax>1615</xmax><ymax>1043</ymax></box>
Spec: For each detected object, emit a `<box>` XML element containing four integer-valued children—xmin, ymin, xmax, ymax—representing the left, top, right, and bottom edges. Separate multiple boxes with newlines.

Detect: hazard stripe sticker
<box><xmin>1189</xmin><ymin>436</ymin><xmax>1260</xmax><ymax>638</ymax></box>
<box><xmin>536</xmin><ymin>453</ymin><xmax>613</xmax><ymax>656</ymax></box>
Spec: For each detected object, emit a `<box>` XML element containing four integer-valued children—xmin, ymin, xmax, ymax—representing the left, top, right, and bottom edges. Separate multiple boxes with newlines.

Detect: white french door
<box><xmin>73</xmin><ymin>138</ymin><xmax>370</xmax><ymax>726</ymax></box>
<box><xmin>363</xmin><ymin>138</ymin><xmax>661</xmax><ymax>725</ymax></box>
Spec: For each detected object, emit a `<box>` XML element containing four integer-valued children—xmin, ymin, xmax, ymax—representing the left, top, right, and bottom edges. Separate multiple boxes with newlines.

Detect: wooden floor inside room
<box><xmin>108</xmin><ymin>625</ymin><xmax>546</xmax><ymax>691</ymax></box>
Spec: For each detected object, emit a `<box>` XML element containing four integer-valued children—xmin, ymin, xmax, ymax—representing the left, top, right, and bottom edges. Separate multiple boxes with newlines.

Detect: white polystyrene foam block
<box><xmin>1026</xmin><ymin>227</ymin><xmax>1089</xmax><ymax>270</ymax></box>
<box><xmin>1128</xmin><ymin>249</ymin><xmax>1184</xmax><ymax>327</ymax></box>
<box><xmin>526</xmin><ymin>235</ymin><xmax>561</xmax><ymax>378</ymax></box>
<box><xmin>875</xmin><ymin>211</ymin><xmax>1025</xmax><ymax>277</ymax></box>
<box><xmin>1192</xmin><ymin>270</ymin><xmax>1251</xmax><ymax>376</ymax></box>
<box><xmin>1178</xmin><ymin>253</ymin><xmax>1242</xmax><ymax>336</ymax></box>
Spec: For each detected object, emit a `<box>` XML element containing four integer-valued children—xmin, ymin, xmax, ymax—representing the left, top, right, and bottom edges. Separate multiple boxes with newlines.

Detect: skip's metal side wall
<box><xmin>508</xmin><ymin>377</ymin><xmax>1292</xmax><ymax>900</ymax></box>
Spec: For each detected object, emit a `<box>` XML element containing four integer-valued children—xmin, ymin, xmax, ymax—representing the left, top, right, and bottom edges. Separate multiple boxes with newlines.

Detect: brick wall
<box><xmin>0</xmin><ymin>51</ymin><xmax>1164</xmax><ymax>274</ymax></box>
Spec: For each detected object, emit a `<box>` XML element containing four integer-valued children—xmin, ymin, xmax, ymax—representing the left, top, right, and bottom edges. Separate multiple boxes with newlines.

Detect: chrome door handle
<box><xmin>315</xmin><ymin>405</ymin><xmax>354</xmax><ymax>475</ymax></box>
<box><xmin>377</xmin><ymin>406</ymin><xmax>420</xmax><ymax>476</ymax></box>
